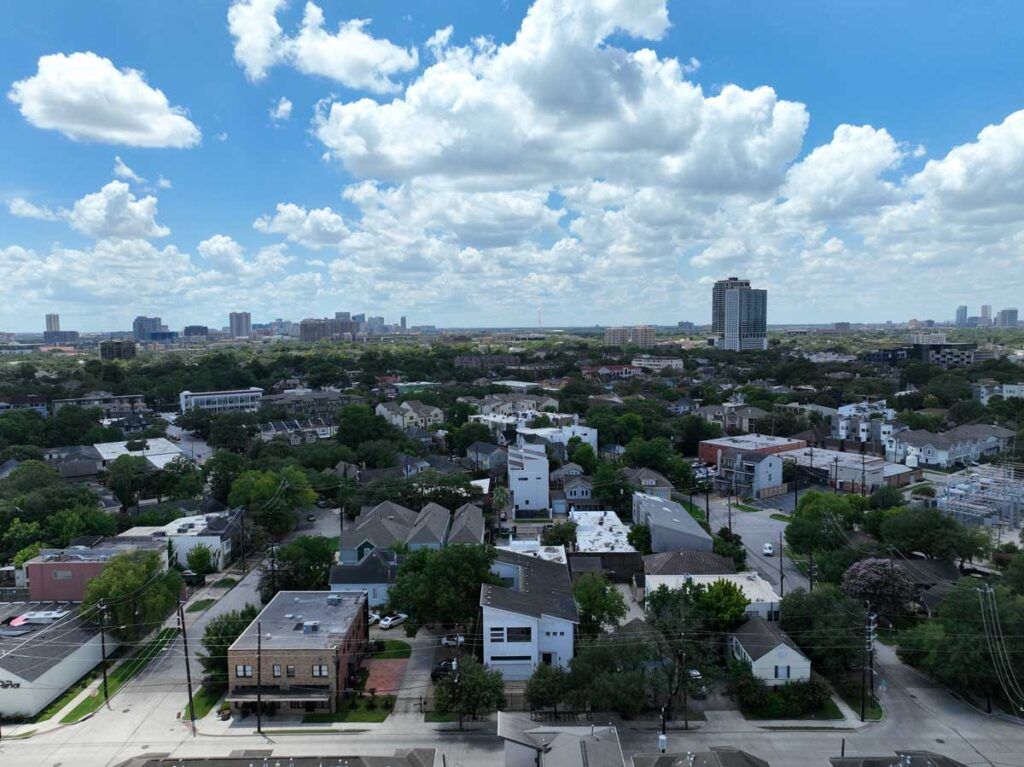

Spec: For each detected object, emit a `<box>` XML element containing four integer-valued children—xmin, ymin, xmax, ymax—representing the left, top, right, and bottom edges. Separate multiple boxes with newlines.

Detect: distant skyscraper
<box><xmin>45</xmin><ymin>313</ymin><xmax>60</xmax><ymax>332</ymax></box>
<box><xmin>335</xmin><ymin>311</ymin><xmax>351</xmax><ymax>321</ymax></box>
<box><xmin>955</xmin><ymin>305</ymin><xmax>968</xmax><ymax>327</ymax></box>
<box><xmin>400</xmin><ymin>315</ymin><xmax>407</xmax><ymax>330</ymax></box>
<box><xmin>367</xmin><ymin>316</ymin><xmax>385</xmax><ymax>334</ymax></box>
<box><xmin>981</xmin><ymin>305</ymin><xmax>993</xmax><ymax>326</ymax></box>
<box><xmin>132</xmin><ymin>316</ymin><xmax>162</xmax><ymax>341</ymax></box>
<box><xmin>997</xmin><ymin>308</ymin><xmax>1019</xmax><ymax>328</ymax></box>
<box><xmin>603</xmin><ymin>327</ymin><xmax>630</xmax><ymax>345</ymax></box>
<box><xmin>229</xmin><ymin>311</ymin><xmax>252</xmax><ymax>338</ymax></box>
<box><xmin>99</xmin><ymin>339</ymin><xmax>136</xmax><ymax>360</ymax></box>
<box><xmin>716</xmin><ymin>279</ymin><xmax>767</xmax><ymax>352</ymax></box>
<box><xmin>711</xmin><ymin>277</ymin><xmax>751</xmax><ymax>337</ymax></box>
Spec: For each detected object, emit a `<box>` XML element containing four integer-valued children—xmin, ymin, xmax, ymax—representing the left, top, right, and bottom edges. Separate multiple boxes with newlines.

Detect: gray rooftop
<box><xmin>643</xmin><ymin>551</ymin><xmax>736</xmax><ymax>576</ymax></box>
<box><xmin>230</xmin><ymin>591</ymin><xmax>367</xmax><ymax>652</ymax></box>
<box><xmin>731</xmin><ymin>618</ymin><xmax>805</xmax><ymax>662</ymax></box>
<box><xmin>498</xmin><ymin>712</ymin><xmax>623</xmax><ymax>767</ymax></box>
<box><xmin>448</xmin><ymin>503</ymin><xmax>485</xmax><ymax>544</ymax></box>
<box><xmin>633</xmin><ymin>749</ymin><xmax>770</xmax><ymax>767</ymax></box>
<box><xmin>632</xmin><ymin>493</ymin><xmax>712</xmax><ymax>544</ymax></box>
<box><xmin>0</xmin><ymin>601</ymin><xmax>101</xmax><ymax>682</ymax></box>
<box><xmin>482</xmin><ymin>550</ymin><xmax>579</xmax><ymax>623</ymax></box>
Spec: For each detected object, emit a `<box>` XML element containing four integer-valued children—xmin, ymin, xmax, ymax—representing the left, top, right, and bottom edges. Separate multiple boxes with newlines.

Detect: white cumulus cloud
<box><xmin>69</xmin><ymin>181</ymin><xmax>170</xmax><ymax>239</ymax></box>
<box><xmin>254</xmin><ymin>203</ymin><xmax>350</xmax><ymax>249</ymax></box>
<box><xmin>270</xmin><ymin>96</ymin><xmax>293</xmax><ymax>122</ymax></box>
<box><xmin>8</xmin><ymin>198</ymin><xmax>65</xmax><ymax>221</ymax></box>
<box><xmin>113</xmin><ymin>156</ymin><xmax>146</xmax><ymax>184</ymax></box>
<box><xmin>8</xmin><ymin>52</ymin><xmax>201</xmax><ymax>148</ymax></box>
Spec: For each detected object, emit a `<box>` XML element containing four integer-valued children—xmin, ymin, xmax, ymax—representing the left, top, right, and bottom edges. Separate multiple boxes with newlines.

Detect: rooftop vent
<box><xmin>326</xmin><ymin>594</ymin><xmax>342</xmax><ymax>606</ymax></box>
<box><xmin>302</xmin><ymin>620</ymin><xmax>320</xmax><ymax>634</ymax></box>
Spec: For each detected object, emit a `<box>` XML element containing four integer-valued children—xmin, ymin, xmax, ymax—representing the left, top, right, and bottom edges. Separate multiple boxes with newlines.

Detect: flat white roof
<box><xmin>568</xmin><ymin>510</ymin><xmax>636</xmax><ymax>553</ymax></box>
<box><xmin>645</xmin><ymin>572</ymin><xmax>781</xmax><ymax>603</ymax></box>
<box><xmin>93</xmin><ymin>437</ymin><xmax>184</xmax><ymax>468</ymax></box>
<box><xmin>778</xmin><ymin>446</ymin><xmax>886</xmax><ymax>472</ymax></box>
<box><xmin>497</xmin><ymin>540</ymin><xmax>567</xmax><ymax>564</ymax></box>
<box><xmin>702</xmin><ymin>434</ymin><xmax>805</xmax><ymax>450</ymax></box>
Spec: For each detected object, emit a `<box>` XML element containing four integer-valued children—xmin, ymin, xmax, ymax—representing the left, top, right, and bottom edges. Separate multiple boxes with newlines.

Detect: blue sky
<box><xmin>2</xmin><ymin>0</ymin><xmax>1023</xmax><ymax>332</ymax></box>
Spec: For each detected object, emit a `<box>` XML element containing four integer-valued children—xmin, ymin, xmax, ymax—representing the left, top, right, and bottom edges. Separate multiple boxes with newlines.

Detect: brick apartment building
<box><xmin>227</xmin><ymin>591</ymin><xmax>369</xmax><ymax>715</ymax></box>
<box><xmin>25</xmin><ymin>538</ymin><xmax>168</xmax><ymax>601</ymax></box>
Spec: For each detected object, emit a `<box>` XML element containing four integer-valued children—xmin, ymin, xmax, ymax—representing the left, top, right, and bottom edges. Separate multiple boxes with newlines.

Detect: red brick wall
<box><xmin>27</xmin><ymin>561</ymin><xmax>106</xmax><ymax>601</ymax></box>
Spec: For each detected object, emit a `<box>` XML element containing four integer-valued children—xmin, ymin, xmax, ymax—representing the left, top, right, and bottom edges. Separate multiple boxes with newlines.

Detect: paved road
<box><xmin>160</xmin><ymin>415</ymin><xmax>214</xmax><ymax>465</ymax></box>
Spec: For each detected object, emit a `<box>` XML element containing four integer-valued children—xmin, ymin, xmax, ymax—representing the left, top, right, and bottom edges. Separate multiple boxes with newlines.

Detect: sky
<box><xmin>1</xmin><ymin>0</ymin><xmax>1023</xmax><ymax>332</ymax></box>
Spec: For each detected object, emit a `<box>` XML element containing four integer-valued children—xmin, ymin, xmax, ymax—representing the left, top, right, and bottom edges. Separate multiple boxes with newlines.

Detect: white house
<box><xmin>120</xmin><ymin>510</ymin><xmax>241</xmax><ymax>570</ymax></box>
<box><xmin>517</xmin><ymin>422</ymin><xmax>598</xmax><ymax>452</ymax></box>
<box><xmin>508</xmin><ymin>442</ymin><xmax>550</xmax><ymax>516</ymax></box>
<box><xmin>729</xmin><ymin>618</ymin><xmax>810</xmax><ymax>687</ymax></box>
<box><xmin>973</xmin><ymin>382</ymin><xmax>1024</xmax><ymax>405</ymax></box>
<box><xmin>481</xmin><ymin>550</ymin><xmax>578</xmax><ymax>680</ymax></box>
<box><xmin>179</xmin><ymin>387</ymin><xmax>263</xmax><ymax>413</ymax></box>
<box><xmin>375</xmin><ymin>400</ymin><xmax>444</xmax><ymax>429</ymax></box>
<box><xmin>886</xmin><ymin>424</ymin><xmax>1015</xmax><ymax>468</ymax></box>
<box><xmin>645</xmin><ymin>573</ymin><xmax>781</xmax><ymax>620</ymax></box>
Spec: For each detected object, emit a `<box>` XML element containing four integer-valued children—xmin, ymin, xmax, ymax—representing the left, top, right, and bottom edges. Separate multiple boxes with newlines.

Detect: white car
<box><xmin>379</xmin><ymin>613</ymin><xmax>408</xmax><ymax>630</ymax></box>
<box><xmin>441</xmin><ymin>633</ymin><xmax>465</xmax><ymax>647</ymax></box>
<box><xmin>368</xmin><ymin>611</ymin><xmax>381</xmax><ymax>626</ymax></box>
<box><xmin>762</xmin><ymin>542</ymin><xmax>775</xmax><ymax>557</ymax></box>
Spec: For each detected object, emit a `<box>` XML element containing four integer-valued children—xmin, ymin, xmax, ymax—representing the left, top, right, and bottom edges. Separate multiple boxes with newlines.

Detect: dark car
<box><xmin>316</xmin><ymin>499</ymin><xmax>329</xmax><ymax>508</ymax></box>
<box><xmin>431</xmin><ymin>658</ymin><xmax>457</xmax><ymax>681</ymax></box>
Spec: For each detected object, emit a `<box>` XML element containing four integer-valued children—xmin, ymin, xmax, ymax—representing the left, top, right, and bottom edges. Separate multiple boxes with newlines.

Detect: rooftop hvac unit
<box><xmin>302</xmin><ymin>620</ymin><xmax>320</xmax><ymax>634</ymax></box>
<box><xmin>326</xmin><ymin>594</ymin><xmax>342</xmax><ymax>606</ymax></box>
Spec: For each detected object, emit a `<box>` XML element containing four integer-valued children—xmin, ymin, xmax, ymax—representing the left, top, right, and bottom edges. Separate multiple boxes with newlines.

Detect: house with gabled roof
<box><xmin>729</xmin><ymin>618</ymin><xmax>810</xmax><ymax>686</ymax></box>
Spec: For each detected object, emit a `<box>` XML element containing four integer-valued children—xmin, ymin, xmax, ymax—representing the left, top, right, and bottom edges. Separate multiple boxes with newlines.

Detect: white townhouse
<box><xmin>375</xmin><ymin>400</ymin><xmax>444</xmax><ymax>430</ymax></box>
<box><xmin>481</xmin><ymin>550</ymin><xmax>578</xmax><ymax>680</ymax></box>
<box><xmin>730</xmin><ymin>618</ymin><xmax>811</xmax><ymax>687</ymax></box>
<box><xmin>508</xmin><ymin>441</ymin><xmax>550</xmax><ymax>516</ymax></box>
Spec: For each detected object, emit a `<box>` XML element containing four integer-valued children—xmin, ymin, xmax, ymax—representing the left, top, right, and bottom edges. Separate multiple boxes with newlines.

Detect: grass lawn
<box><xmin>836</xmin><ymin>686</ymin><xmax>883</xmax><ymax>721</ymax></box>
<box><xmin>303</xmin><ymin>695</ymin><xmax>395</xmax><ymax>723</ymax></box>
<box><xmin>61</xmin><ymin>628</ymin><xmax>178</xmax><ymax>723</ymax></box>
<box><xmin>743</xmin><ymin>697</ymin><xmax>844</xmax><ymax>721</ymax></box>
<box><xmin>680</xmin><ymin>498</ymin><xmax>707</xmax><ymax>524</ymax></box>
<box><xmin>370</xmin><ymin>640</ymin><xmax>412</xmax><ymax>660</ymax></box>
<box><xmin>183</xmin><ymin>684</ymin><xmax>225</xmax><ymax>720</ymax></box>
<box><xmin>735</xmin><ymin>503</ymin><xmax>760</xmax><ymax>513</ymax></box>
<box><xmin>770</xmin><ymin>513</ymin><xmax>791</xmax><ymax>523</ymax></box>
<box><xmin>186</xmin><ymin>598</ymin><xmax>217</xmax><ymax>613</ymax></box>
<box><xmin>213</xmin><ymin>577</ymin><xmax>238</xmax><ymax>588</ymax></box>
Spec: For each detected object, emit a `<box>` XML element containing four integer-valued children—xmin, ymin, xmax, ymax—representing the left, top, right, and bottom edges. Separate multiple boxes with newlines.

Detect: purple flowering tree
<box><xmin>840</xmin><ymin>557</ymin><xmax>913</xmax><ymax>616</ymax></box>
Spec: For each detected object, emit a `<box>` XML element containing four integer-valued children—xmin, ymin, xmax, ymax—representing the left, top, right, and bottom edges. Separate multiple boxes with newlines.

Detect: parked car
<box><xmin>306</xmin><ymin>513</ymin><xmax>317</xmax><ymax>522</ymax></box>
<box><xmin>316</xmin><ymin>499</ymin><xmax>329</xmax><ymax>508</ymax></box>
<box><xmin>368</xmin><ymin>611</ymin><xmax>381</xmax><ymax>626</ymax></box>
<box><xmin>498</xmin><ymin>525</ymin><xmax>514</xmax><ymax>537</ymax></box>
<box><xmin>431</xmin><ymin>658</ymin><xmax>457</xmax><ymax>681</ymax></box>
<box><xmin>762</xmin><ymin>542</ymin><xmax>775</xmax><ymax>557</ymax></box>
<box><xmin>440</xmin><ymin>633</ymin><xmax>465</xmax><ymax>647</ymax></box>
<box><xmin>379</xmin><ymin>613</ymin><xmax>408</xmax><ymax>630</ymax></box>
<box><xmin>688</xmin><ymin>669</ymin><xmax>708</xmax><ymax>699</ymax></box>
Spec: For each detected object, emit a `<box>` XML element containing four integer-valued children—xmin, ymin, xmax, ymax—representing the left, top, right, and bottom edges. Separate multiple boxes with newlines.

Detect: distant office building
<box><xmin>716</xmin><ymin>279</ymin><xmax>767</xmax><ymax>351</ymax></box>
<box><xmin>400</xmin><ymin>315</ymin><xmax>407</xmax><ymax>330</ymax></box>
<box><xmin>132</xmin><ymin>316</ymin><xmax>162</xmax><ymax>341</ymax></box>
<box><xmin>179</xmin><ymin>387</ymin><xmax>263</xmax><ymax>414</ymax></box>
<box><xmin>603</xmin><ymin>326</ymin><xmax>655</xmax><ymax>347</ymax></box>
<box><xmin>712</xmin><ymin>277</ymin><xmax>751</xmax><ymax>337</ymax></box>
<box><xmin>228</xmin><ymin>311</ymin><xmax>252</xmax><ymax>338</ymax></box>
<box><xmin>148</xmin><ymin>331</ymin><xmax>178</xmax><ymax>343</ymax></box>
<box><xmin>955</xmin><ymin>305</ymin><xmax>968</xmax><ymax>327</ymax></box>
<box><xmin>351</xmin><ymin>313</ymin><xmax>365</xmax><ymax>323</ymax></box>
<box><xmin>335</xmin><ymin>311</ymin><xmax>351</xmax><ymax>321</ymax></box>
<box><xmin>45</xmin><ymin>313</ymin><xmax>60</xmax><ymax>332</ymax></box>
<box><xmin>981</xmin><ymin>305</ymin><xmax>992</xmax><ymax>321</ymax></box>
<box><xmin>367</xmin><ymin>316</ymin><xmax>385</xmax><ymax>334</ymax></box>
<box><xmin>677</xmin><ymin>320</ymin><xmax>695</xmax><ymax>333</ymax></box>
<box><xmin>997</xmin><ymin>308</ymin><xmax>1018</xmax><ymax>328</ymax></box>
<box><xmin>43</xmin><ymin>330</ymin><xmax>79</xmax><ymax>344</ymax></box>
<box><xmin>98</xmin><ymin>339</ymin><xmax>136</xmax><ymax>360</ymax></box>
<box><xmin>183</xmin><ymin>325</ymin><xmax>209</xmax><ymax>337</ymax></box>
<box><xmin>300</xmin><ymin>317</ymin><xmax>356</xmax><ymax>342</ymax></box>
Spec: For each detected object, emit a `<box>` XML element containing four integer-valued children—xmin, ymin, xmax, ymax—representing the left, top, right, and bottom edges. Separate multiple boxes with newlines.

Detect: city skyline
<box><xmin>3</xmin><ymin>1</ymin><xmax>1024</xmax><ymax>331</ymax></box>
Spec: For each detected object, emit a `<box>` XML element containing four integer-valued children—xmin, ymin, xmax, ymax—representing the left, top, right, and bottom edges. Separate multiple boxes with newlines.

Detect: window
<box><xmin>774</xmin><ymin>666</ymin><xmax>791</xmax><ymax>679</ymax></box>
<box><xmin>490</xmin><ymin>627</ymin><xmax>505</xmax><ymax>643</ymax></box>
<box><xmin>272</xmin><ymin>664</ymin><xmax>281</xmax><ymax>678</ymax></box>
<box><xmin>312</xmin><ymin>664</ymin><xmax>329</xmax><ymax>677</ymax></box>
<box><xmin>506</xmin><ymin>627</ymin><xmax>531</xmax><ymax>643</ymax></box>
<box><xmin>489</xmin><ymin>655</ymin><xmax>531</xmax><ymax>662</ymax></box>
<box><xmin>51</xmin><ymin>570</ymin><xmax>73</xmax><ymax>580</ymax></box>
<box><xmin>235</xmin><ymin>664</ymin><xmax>253</xmax><ymax>678</ymax></box>
<box><xmin>286</xmin><ymin>665</ymin><xmax>296</xmax><ymax>678</ymax></box>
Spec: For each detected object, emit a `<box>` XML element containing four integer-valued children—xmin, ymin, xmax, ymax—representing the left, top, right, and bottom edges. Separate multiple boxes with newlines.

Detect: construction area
<box><xmin>935</xmin><ymin>462</ymin><xmax>1024</xmax><ymax>533</ymax></box>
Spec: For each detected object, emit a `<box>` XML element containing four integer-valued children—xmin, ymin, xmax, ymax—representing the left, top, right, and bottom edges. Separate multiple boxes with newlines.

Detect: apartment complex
<box><xmin>98</xmin><ymin>339</ymin><xmax>136</xmax><ymax>360</ymax></box>
<box><xmin>52</xmin><ymin>392</ymin><xmax>148</xmax><ymax>417</ymax></box>
<box><xmin>227</xmin><ymin>591</ymin><xmax>369</xmax><ymax>715</ymax></box>
<box><xmin>228</xmin><ymin>311</ymin><xmax>252</xmax><ymax>338</ymax></box>
<box><xmin>713</xmin><ymin>277</ymin><xmax>768</xmax><ymax>351</ymax></box>
<box><xmin>603</xmin><ymin>326</ymin><xmax>656</xmax><ymax>347</ymax></box>
<box><xmin>508</xmin><ymin>441</ymin><xmax>550</xmax><ymax>515</ymax></box>
<box><xmin>132</xmin><ymin>315</ymin><xmax>163</xmax><ymax>341</ymax></box>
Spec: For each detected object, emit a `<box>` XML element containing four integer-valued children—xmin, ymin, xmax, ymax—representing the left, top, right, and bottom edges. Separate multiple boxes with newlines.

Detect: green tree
<box><xmin>13</xmin><ymin>541</ymin><xmax>43</xmax><ymax>568</ymax></box>
<box><xmin>228</xmin><ymin>466</ymin><xmax>317</xmax><ymax>538</ymax></box>
<box><xmin>208</xmin><ymin>412</ymin><xmax>259</xmax><ymax>451</ymax></box>
<box><xmin>693</xmin><ymin>579</ymin><xmax>749</xmax><ymax>632</ymax></box>
<box><xmin>627</xmin><ymin>524</ymin><xmax>652</xmax><ymax>554</ymax></box>
<box><xmin>152</xmin><ymin>456</ymin><xmax>203</xmax><ymax>501</ymax></box>
<box><xmin>197</xmin><ymin>605</ymin><xmax>260</xmax><ymax>683</ymax></box>
<box><xmin>187</xmin><ymin>543</ymin><xmax>217</xmax><ymax>575</ymax></box>
<box><xmin>573</xmin><ymin>572</ymin><xmax>627</xmax><ymax>637</ymax></box>
<box><xmin>592</xmin><ymin>463</ymin><xmax>631</xmax><ymax>516</ymax></box>
<box><xmin>336</xmin><ymin>404</ymin><xmax>401</xmax><ymax>449</ymax></box>
<box><xmin>46</xmin><ymin>505</ymin><xmax>118</xmax><ymax>546</ymax></box>
<box><xmin>880</xmin><ymin>506</ymin><xmax>989</xmax><ymax>562</ymax></box>
<box><xmin>258</xmin><ymin>535</ymin><xmax>336</xmax><ymax>602</ymax></box>
<box><xmin>1007</xmin><ymin>552</ymin><xmax>1024</xmax><ymax>596</ymax></box>
<box><xmin>526</xmin><ymin>663</ymin><xmax>572</xmax><ymax>715</ymax></box>
<box><xmin>451</xmin><ymin>422</ymin><xmax>492</xmax><ymax>457</ymax></box>
<box><xmin>1</xmin><ymin>518</ymin><xmax>46</xmax><ymax>562</ymax></box>
<box><xmin>433</xmin><ymin>655</ymin><xmax>505</xmax><ymax>729</ymax></box>
<box><xmin>388</xmin><ymin>545</ymin><xmax>500</xmax><ymax>629</ymax></box>
<box><xmin>569</xmin><ymin>443</ymin><xmax>598</xmax><ymax>474</ymax></box>
<box><xmin>868</xmin><ymin>485</ymin><xmax>905</xmax><ymax>510</ymax></box>
<box><xmin>83</xmin><ymin>550</ymin><xmax>182</xmax><ymax>641</ymax></box>
<box><xmin>105</xmin><ymin>454</ymin><xmax>150</xmax><ymax>508</ymax></box>
<box><xmin>780</xmin><ymin>586</ymin><xmax>862</xmax><ymax>675</ymax></box>
<box><xmin>541</xmin><ymin>521</ymin><xmax>577</xmax><ymax>547</ymax></box>
<box><xmin>204</xmin><ymin>451</ymin><xmax>250</xmax><ymax>504</ymax></box>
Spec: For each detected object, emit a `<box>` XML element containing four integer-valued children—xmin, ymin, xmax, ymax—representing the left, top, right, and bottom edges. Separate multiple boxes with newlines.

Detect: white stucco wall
<box><xmin>482</xmin><ymin>606</ymin><xmax>574</xmax><ymax>681</ymax></box>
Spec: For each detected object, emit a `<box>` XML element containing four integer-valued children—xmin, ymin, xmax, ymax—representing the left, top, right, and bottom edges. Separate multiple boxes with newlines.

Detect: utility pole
<box><xmin>682</xmin><ymin>649</ymin><xmax>689</xmax><ymax>731</ymax></box>
<box><xmin>178</xmin><ymin>602</ymin><xmax>197</xmax><ymax>736</ymax></box>
<box><xmin>778</xmin><ymin>531</ymin><xmax>785</xmax><ymax>597</ymax></box>
<box><xmin>867</xmin><ymin>606</ymin><xmax>877</xmax><ymax>703</ymax></box>
<box><xmin>861</xmin><ymin>452</ymin><xmax>867</xmax><ymax>497</ymax></box>
<box><xmin>833</xmin><ymin>456</ymin><xmax>840</xmax><ymax>494</ymax></box>
<box><xmin>704</xmin><ymin>484</ymin><xmax>710</xmax><ymax>527</ymax></box>
<box><xmin>239</xmin><ymin>506</ymin><xmax>247</xmax><ymax>573</ymax></box>
<box><xmin>860</xmin><ymin>602</ymin><xmax>876</xmax><ymax>722</ymax></box>
<box><xmin>99</xmin><ymin>601</ymin><xmax>110</xmax><ymax>703</ymax></box>
<box><xmin>256</xmin><ymin>620</ymin><xmax>263</xmax><ymax>734</ymax></box>
<box><xmin>808</xmin><ymin>551</ymin><xmax>815</xmax><ymax>591</ymax></box>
